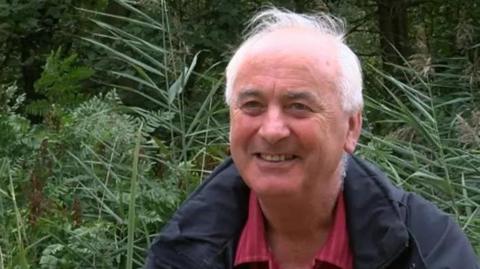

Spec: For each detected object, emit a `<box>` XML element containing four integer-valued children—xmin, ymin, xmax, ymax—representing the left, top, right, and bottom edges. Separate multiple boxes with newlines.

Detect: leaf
<box><xmin>167</xmin><ymin>52</ymin><xmax>200</xmax><ymax>104</ymax></box>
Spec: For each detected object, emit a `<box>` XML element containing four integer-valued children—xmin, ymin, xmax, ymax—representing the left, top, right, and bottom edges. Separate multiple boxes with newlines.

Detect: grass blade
<box><xmin>126</xmin><ymin>123</ymin><xmax>143</xmax><ymax>269</ymax></box>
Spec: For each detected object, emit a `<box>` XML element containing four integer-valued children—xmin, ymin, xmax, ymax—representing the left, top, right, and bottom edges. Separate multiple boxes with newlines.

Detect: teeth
<box><xmin>259</xmin><ymin>154</ymin><xmax>293</xmax><ymax>162</ymax></box>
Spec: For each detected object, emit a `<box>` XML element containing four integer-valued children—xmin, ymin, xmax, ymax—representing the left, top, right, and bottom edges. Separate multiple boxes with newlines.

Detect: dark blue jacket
<box><xmin>146</xmin><ymin>156</ymin><xmax>479</xmax><ymax>269</ymax></box>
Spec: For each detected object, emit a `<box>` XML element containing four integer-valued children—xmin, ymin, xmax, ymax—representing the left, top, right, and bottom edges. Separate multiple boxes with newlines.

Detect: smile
<box><xmin>256</xmin><ymin>153</ymin><xmax>296</xmax><ymax>162</ymax></box>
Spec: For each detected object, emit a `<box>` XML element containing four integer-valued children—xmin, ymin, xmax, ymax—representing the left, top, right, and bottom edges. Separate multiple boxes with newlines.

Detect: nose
<box><xmin>258</xmin><ymin>107</ymin><xmax>290</xmax><ymax>144</ymax></box>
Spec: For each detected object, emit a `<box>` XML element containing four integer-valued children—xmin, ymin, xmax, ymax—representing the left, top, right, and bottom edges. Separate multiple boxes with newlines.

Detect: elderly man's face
<box><xmin>229</xmin><ymin>29</ymin><xmax>361</xmax><ymax>197</ymax></box>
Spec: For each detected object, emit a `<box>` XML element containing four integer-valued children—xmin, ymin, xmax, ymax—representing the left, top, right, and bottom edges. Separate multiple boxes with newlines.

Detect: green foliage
<box><xmin>0</xmin><ymin>91</ymin><xmax>189</xmax><ymax>268</ymax></box>
<box><xmin>1</xmin><ymin>1</ymin><xmax>480</xmax><ymax>267</ymax></box>
<box><xmin>81</xmin><ymin>0</ymin><xmax>229</xmax><ymax>168</ymax></box>
<box><xmin>0</xmin><ymin>2</ymin><xmax>230</xmax><ymax>266</ymax></box>
<box><xmin>359</xmin><ymin>62</ymin><xmax>480</xmax><ymax>251</ymax></box>
<box><xmin>0</xmin><ymin>83</ymin><xmax>25</xmax><ymax>114</ymax></box>
<box><xmin>35</xmin><ymin>48</ymin><xmax>94</xmax><ymax>103</ymax></box>
<box><xmin>0</xmin><ymin>83</ymin><xmax>34</xmax><ymax>158</ymax></box>
<box><xmin>0</xmin><ymin>0</ymin><xmax>110</xmax><ymax>124</ymax></box>
<box><xmin>25</xmin><ymin>48</ymin><xmax>94</xmax><ymax>117</ymax></box>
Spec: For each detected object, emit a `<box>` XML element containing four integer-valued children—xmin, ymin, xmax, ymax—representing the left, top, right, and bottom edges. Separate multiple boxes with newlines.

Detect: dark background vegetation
<box><xmin>0</xmin><ymin>0</ymin><xmax>479</xmax><ymax>267</ymax></box>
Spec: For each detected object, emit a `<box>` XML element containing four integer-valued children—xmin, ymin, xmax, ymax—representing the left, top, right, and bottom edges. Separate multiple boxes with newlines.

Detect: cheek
<box><xmin>229</xmin><ymin>109</ymin><xmax>242</xmax><ymax>140</ymax></box>
<box><xmin>292</xmin><ymin>118</ymin><xmax>341</xmax><ymax>158</ymax></box>
<box><xmin>294</xmin><ymin>118</ymin><xmax>325</xmax><ymax>140</ymax></box>
<box><xmin>230</xmin><ymin>110</ymin><xmax>259</xmax><ymax>137</ymax></box>
<box><xmin>229</xmin><ymin>114</ymin><xmax>254</xmax><ymax>149</ymax></box>
<box><xmin>310</xmin><ymin>111</ymin><xmax>347</xmax><ymax>137</ymax></box>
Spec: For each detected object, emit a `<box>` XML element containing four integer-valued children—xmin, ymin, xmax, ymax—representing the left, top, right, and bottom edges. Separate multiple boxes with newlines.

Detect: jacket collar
<box><xmin>158</xmin><ymin>156</ymin><xmax>409</xmax><ymax>268</ymax></box>
<box><xmin>157</xmin><ymin>159</ymin><xmax>249</xmax><ymax>268</ymax></box>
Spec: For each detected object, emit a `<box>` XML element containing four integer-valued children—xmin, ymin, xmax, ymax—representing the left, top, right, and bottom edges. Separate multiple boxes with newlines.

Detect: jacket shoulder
<box><xmin>346</xmin><ymin>156</ymin><xmax>479</xmax><ymax>268</ymax></box>
<box><xmin>403</xmin><ymin>192</ymin><xmax>479</xmax><ymax>268</ymax></box>
<box><xmin>145</xmin><ymin>158</ymin><xmax>248</xmax><ymax>269</ymax></box>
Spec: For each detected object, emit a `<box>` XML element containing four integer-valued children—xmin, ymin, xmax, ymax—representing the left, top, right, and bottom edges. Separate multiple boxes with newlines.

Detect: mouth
<box><xmin>255</xmin><ymin>153</ymin><xmax>296</xmax><ymax>162</ymax></box>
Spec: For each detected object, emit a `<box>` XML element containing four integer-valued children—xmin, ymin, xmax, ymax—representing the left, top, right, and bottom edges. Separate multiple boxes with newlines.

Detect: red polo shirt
<box><xmin>234</xmin><ymin>191</ymin><xmax>353</xmax><ymax>269</ymax></box>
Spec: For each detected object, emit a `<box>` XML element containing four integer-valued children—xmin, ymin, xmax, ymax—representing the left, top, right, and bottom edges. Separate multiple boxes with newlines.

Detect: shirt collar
<box><xmin>235</xmin><ymin>191</ymin><xmax>353</xmax><ymax>269</ymax></box>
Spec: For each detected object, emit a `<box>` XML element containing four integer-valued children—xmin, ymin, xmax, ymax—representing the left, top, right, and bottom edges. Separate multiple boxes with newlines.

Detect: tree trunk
<box><xmin>20</xmin><ymin>34</ymin><xmax>44</xmax><ymax>124</ymax></box>
<box><xmin>377</xmin><ymin>0</ymin><xmax>410</xmax><ymax>68</ymax></box>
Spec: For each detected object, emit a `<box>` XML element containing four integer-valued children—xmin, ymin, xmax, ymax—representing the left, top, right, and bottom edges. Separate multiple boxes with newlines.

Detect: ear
<box><xmin>343</xmin><ymin>111</ymin><xmax>362</xmax><ymax>154</ymax></box>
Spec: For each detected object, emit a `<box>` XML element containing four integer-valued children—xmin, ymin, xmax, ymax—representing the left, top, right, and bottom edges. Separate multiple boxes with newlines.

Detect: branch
<box><xmin>406</xmin><ymin>0</ymin><xmax>432</xmax><ymax>8</ymax></box>
<box><xmin>346</xmin><ymin>11</ymin><xmax>377</xmax><ymax>37</ymax></box>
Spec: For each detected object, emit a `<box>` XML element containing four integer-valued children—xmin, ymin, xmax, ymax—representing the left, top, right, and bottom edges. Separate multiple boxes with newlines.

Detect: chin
<box><xmin>246</xmin><ymin>177</ymin><xmax>301</xmax><ymax>198</ymax></box>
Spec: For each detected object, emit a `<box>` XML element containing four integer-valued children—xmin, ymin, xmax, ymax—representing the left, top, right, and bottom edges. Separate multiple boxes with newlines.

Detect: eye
<box><xmin>240</xmin><ymin>101</ymin><xmax>265</xmax><ymax>115</ymax></box>
<box><xmin>286</xmin><ymin>102</ymin><xmax>314</xmax><ymax>118</ymax></box>
<box><xmin>288</xmin><ymin>103</ymin><xmax>312</xmax><ymax>112</ymax></box>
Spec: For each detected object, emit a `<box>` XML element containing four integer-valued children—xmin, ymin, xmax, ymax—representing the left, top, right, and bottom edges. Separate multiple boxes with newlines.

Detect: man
<box><xmin>146</xmin><ymin>8</ymin><xmax>479</xmax><ymax>269</ymax></box>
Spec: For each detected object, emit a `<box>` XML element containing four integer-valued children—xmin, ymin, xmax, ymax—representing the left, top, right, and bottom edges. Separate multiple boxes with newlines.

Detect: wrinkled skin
<box><xmin>229</xmin><ymin>29</ymin><xmax>362</xmax><ymax>199</ymax></box>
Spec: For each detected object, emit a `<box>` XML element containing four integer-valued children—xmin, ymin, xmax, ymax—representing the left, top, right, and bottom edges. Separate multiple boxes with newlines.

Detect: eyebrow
<box><xmin>283</xmin><ymin>91</ymin><xmax>318</xmax><ymax>102</ymax></box>
<box><xmin>234</xmin><ymin>89</ymin><xmax>320</xmax><ymax>104</ymax></box>
<box><xmin>236</xmin><ymin>89</ymin><xmax>262</xmax><ymax>103</ymax></box>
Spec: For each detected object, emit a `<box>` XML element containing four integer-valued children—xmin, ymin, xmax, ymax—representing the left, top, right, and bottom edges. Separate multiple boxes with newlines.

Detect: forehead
<box><xmin>233</xmin><ymin>29</ymin><xmax>340</xmax><ymax>97</ymax></box>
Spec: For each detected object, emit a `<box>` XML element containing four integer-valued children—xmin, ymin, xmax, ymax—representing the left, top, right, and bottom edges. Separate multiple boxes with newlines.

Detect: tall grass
<box><xmin>359</xmin><ymin>61</ymin><xmax>480</xmax><ymax>251</ymax></box>
<box><xmin>1</xmin><ymin>1</ymin><xmax>479</xmax><ymax>267</ymax></box>
<box><xmin>79</xmin><ymin>0</ymin><xmax>229</xmax><ymax>170</ymax></box>
<box><xmin>126</xmin><ymin>123</ymin><xmax>143</xmax><ymax>269</ymax></box>
<box><xmin>0</xmin><ymin>0</ymin><xmax>228</xmax><ymax>267</ymax></box>
<box><xmin>74</xmin><ymin>1</ymin><xmax>230</xmax><ymax>265</ymax></box>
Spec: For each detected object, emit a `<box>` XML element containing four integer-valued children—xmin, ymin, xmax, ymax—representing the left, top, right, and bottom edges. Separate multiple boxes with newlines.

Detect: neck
<box><xmin>259</xmin><ymin>178</ymin><xmax>342</xmax><ymax>238</ymax></box>
<box><xmin>257</xmin><ymin>174</ymin><xmax>343</xmax><ymax>267</ymax></box>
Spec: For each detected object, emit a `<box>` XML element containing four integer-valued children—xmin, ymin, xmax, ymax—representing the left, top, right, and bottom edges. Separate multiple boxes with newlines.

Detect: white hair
<box><xmin>225</xmin><ymin>7</ymin><xmax>363</xmax><ymax>113</ymax></box>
